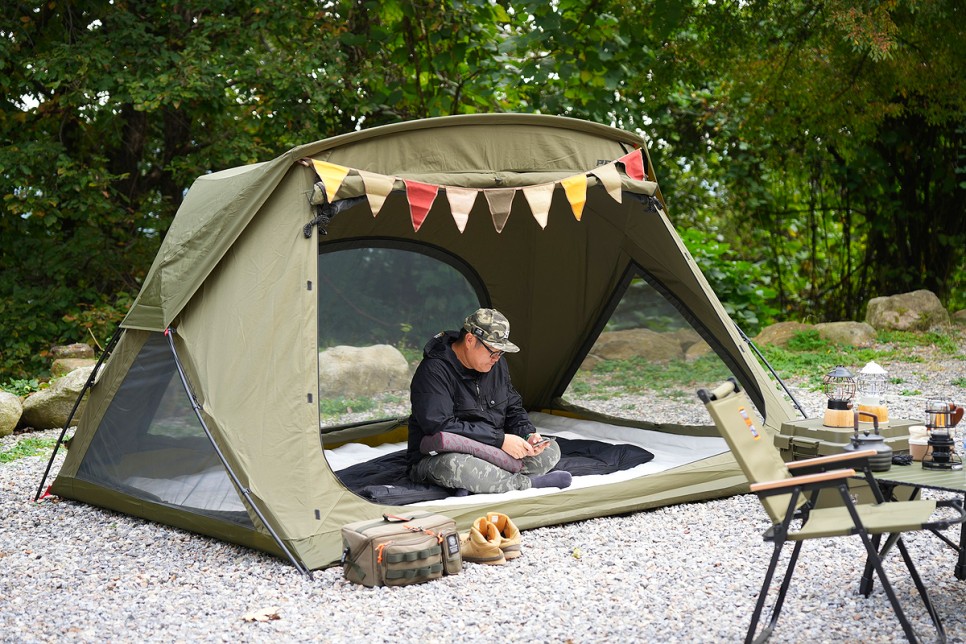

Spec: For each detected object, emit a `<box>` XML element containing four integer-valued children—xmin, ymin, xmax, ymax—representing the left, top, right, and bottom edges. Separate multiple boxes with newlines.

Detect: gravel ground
<box><xmin>2</xmin><ymin>334</ymin><xmax>965</xmax><ymax>643</ymax></box>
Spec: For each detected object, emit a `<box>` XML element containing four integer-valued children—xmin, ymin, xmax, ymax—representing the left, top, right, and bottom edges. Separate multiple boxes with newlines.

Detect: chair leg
<box><xmin>895</xmin><ymin>536</ymin><xmax>947</xmax><ymax>643</ymax></box>
<box><xmin>855</xmin><ymin>530</ymin><xmax>928</xmax><ymax>643</ymax></box>
<box><xmin>746</xmin><ymin>540</ymin><xmax>802</xmax><ymax>644</ymax></box>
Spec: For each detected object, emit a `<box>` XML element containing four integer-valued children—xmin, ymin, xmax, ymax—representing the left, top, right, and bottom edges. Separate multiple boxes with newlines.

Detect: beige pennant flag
<box><xmin>311</xmin><ymin>159</ymin><xmax>351</xmax><ymax>203</ymax></box>
<box><xmin>522</xmin><ymin>183</ymin><xmax>554</xmax><ymax>229</ymax></box>
<box><xmin>484</xmin><ymin>188</ymin><xmax>516</xmax><ymax>233</ymax></box>
<box><xmin>560</xmin><ymin>174</ymin><xmax>588</xmax><ymax>221</ymax></box>
<box><xmin>358</xmin><ymin>169</ymin><xmax>395</xmax><ymax>217</ymax></box>
<box><xmin>445</xmin><ymin>187</ymin><xmax>478</xmax><ymax>233</ymax></box>
<box><xmin>591</xmin><ymin>162</ymin><xmax>622</xmax><ymax>204</ymax></box>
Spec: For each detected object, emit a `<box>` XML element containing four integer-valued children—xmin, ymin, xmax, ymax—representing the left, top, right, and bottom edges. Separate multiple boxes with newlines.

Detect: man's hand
<box><xmin>502</xmin><ymin>433</ymin><xmax>534</xmax><ymax>459</ymax></box>
<box><xmin>527</xmin><ymin>432</ymin><xmax>551</xmax><ymax>455</ymax></box>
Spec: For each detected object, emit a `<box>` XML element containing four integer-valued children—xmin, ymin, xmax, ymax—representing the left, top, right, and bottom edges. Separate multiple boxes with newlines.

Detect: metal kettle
<box><xmin>844</xmin><ymin>409</ymin><xmax>892</xmax><ymax>472</ymax></box>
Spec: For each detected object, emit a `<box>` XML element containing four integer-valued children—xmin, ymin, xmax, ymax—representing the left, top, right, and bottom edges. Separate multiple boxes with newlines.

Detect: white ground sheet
<box><xmin>325</xmin><ymin>412</ymin><xmax>728</xmax><ymax>507</ymax></box>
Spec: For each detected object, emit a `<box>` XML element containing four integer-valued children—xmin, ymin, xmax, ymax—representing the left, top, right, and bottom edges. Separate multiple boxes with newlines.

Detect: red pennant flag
<box><xmin>618</xmin><ymin>149</ymin><xmax>646</xmax><ymax>181</ymax></box>
<box><xmin>404</xmin><ymin>180</ymin><xmax>439</xmax><ymax>232</ymax></box>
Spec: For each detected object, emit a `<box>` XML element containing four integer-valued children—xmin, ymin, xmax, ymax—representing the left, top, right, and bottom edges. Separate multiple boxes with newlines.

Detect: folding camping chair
<box><xmin>697</xmin><ymin>379</ymin><xmax>966</xmax><ymax>644</ymax></box>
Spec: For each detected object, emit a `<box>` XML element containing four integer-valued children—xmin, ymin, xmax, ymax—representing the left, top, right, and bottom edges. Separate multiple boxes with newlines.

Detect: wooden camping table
<box><xmin>871</xmin><ymin>466</ymin><xmax>966</xmax><ymax>581</ymax></box>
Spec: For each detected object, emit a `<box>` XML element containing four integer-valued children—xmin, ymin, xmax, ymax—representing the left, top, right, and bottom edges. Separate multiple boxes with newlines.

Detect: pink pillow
<box><xmin>419</xmin><ymin>432</ymin><xmax>523</xmax><ymax>473</ymax></box>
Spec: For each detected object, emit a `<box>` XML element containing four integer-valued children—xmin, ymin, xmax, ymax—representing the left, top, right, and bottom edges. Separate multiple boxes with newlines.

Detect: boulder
<box><xmin>663</xmin><ymin>328</ymin><xmax>703</xmax><ymax>353</ymax></box>
<box><xmin>318</xmin><ymin>345</ymin><xmax>411</xmax><ymax>399</ymax></box>
<box><xmin>952</xmin><ymin>309</ymin><xmax>966</xmax><ymax>327</ymax></box>
<box><xmin>589</xmin><ymin>328</ymin><xmax>682</xmax><ymax>362</ymax></box>
<box><xmin>51</xmin><ymin>358</ymin><xmax>98</xmax><ymax>378</ymax></box>
<box><xmin>813</xmin><ymin>321</ymin><xmax>877</xmax><ymax>347</ymax></box>
<box><xmin>684</xmin><ymin>340</ymin><xmax>713</xmax><ymax>361</ymax></box>
<box><xmin>754</xmin><ymin>321</ymin><xmax>812</xmax><ymax>347</ymax></box>
<box><xmin>578</xmin><ymin>354</ymin><xmax>605</xmax><ymax>371</ymax></box>
<box><xmin>0</xmin><ymin>391</ymin><xmax>23</xmax><ymax>438</ymax></box>
<box><xmin>20</xmin><ymin>367</ymin><xmax>94</xmax><ymax>430</ymax></box>
<box><xmin>50</xmin><ymin>343</ymin><xmax>94</xmax><ymax>359</ymax></box>
<box><xmin>865</xmin><ymin>290</ymin><xmax>950</xmax><ymax>331</ymax></box>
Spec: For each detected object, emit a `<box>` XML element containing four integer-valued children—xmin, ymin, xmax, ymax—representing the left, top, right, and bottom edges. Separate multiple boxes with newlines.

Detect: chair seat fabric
<box><xmin>789</xmin><ymin>499</ymin><xmax>937</xmax><ymax>540</ymax></box>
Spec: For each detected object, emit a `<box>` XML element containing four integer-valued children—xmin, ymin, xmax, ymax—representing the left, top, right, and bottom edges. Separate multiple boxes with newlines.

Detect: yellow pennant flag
<box><xmin>522</xmin><ymin>183</ymin><xmax>554</xmax><ymax>229</ymax></box>
<box><xmin>311</xmin><ymin>159</ymin><xmax>351</xmax><ymax>203</ymax></box>
<box><xmin>590</xmin><ymin>162</ymin><xmax>622</xmax><ymax>204</ymax></box>
<box><xmin>358</xmin><ymin>169</ymin><xmax>395</xmax><ymax>217</ymax></box>
<box><xmin>560</xmin><ymin>174</ymin><xmax>587</xmax><ymax>221</ymax></box>
<box><xmin>483</xmin><ymin>188</ymin><xmax>516</xmax><ymax>233</ymax></box>
<box><xmin>445</xmin><ymin>187</ymin><xmax>478</xmax><ymax>233</ymax></box>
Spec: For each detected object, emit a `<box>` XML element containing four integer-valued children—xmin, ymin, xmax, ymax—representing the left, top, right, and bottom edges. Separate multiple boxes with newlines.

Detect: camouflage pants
<box><xmin>411</xmin><ymin>441</ymin><xmax>561</xmax><ymax>494</ymax></box>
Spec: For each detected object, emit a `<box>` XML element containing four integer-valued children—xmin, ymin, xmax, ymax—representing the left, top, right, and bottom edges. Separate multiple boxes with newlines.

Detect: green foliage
<box><xmin>2</xmin><ymin>0</ymin><xmax>964</xmax><ymax>385</ymax></box>
<box><xmin>0</xmin><ymin>378</ymin><xmax>42</xmax><ymax>397</ymax></box>
<box><xmin>679</xmin><ymin>228</ymin><xmax>779</xmax><ymax>333</ymax></box>
<box><xmin>0</xmin><ymin>436</ymin><xmax>58</xmax><ymax>463</ymax></box>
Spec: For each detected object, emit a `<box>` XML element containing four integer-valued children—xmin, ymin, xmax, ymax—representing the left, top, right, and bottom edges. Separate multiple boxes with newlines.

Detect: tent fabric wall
<box><xmin>52</xmin><ymin>114</ymin><xmax>798</xmax><ymax>571</ymax></box>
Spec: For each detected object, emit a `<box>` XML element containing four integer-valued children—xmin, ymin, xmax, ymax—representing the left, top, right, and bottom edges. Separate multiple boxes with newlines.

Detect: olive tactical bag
<box><xmin>341</xmin><ymin>513</ymin><xmax>462</xmax><ymax>587</ymax></box>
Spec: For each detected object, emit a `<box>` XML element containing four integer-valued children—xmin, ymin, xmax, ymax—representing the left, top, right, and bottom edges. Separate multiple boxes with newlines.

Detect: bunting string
<box><xmin>307</xmin><ymin>148</ymin><xmax>653</xmax><ymax>234</ymax></box>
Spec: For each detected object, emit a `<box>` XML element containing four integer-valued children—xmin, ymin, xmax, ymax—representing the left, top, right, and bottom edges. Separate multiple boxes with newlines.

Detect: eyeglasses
<box><xmin>478</xmin><ymin>339</ymin><xmax>504</xmax><ymax>359</ymax></box>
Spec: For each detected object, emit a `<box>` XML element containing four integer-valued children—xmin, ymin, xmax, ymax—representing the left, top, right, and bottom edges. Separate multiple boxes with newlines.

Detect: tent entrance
<box><xmin>75</xmin><ymin>333</ymin><xmax>252</xmax><ymax>526</ymax></box>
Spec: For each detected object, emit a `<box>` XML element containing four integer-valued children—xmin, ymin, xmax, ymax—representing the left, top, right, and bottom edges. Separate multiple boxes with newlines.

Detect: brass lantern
<box><xmin>822</xmin><ymin>365</ymin><xmax>856</xmax><ymax>428</ymax></box>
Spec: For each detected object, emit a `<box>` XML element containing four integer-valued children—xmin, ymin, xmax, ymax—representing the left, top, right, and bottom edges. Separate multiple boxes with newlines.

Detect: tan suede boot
<box><xmin>481</xmin><ymin>512</ymin><xmax>522</xmax><ymax>560</ymax></box>
<box><xmin>460</xmin><ymin>518</ymin><xmax>506</xmax><ymax>565</ymax></box>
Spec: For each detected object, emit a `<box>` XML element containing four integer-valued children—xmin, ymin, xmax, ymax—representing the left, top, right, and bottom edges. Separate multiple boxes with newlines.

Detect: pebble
<box><xmin>1</xmin><ymin>346</ymin><xmax>965</xmax><ymax>643</ymax></box>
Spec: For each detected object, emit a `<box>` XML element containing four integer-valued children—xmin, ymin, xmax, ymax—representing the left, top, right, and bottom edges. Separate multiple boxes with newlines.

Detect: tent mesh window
<box><xmin>562</xmin><ymin>271</ymin><xmax>741</xmax><ymax>426</ymax></box>
<box><xmin>317</xmin><ymin>243</ymin><xmax>483</xmax><ymax>431</ymax></box>
<box><xmin>76</xmin><ymin>333</ymin><xmax>252</xmax><ymax>526</ymax></box>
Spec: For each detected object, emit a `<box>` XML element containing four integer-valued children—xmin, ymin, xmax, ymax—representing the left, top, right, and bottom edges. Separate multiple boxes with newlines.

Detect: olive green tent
<box><xmin>50</xmin><ymin>114</ymin><xmax>798</xmax><ymax>573</ymax></box>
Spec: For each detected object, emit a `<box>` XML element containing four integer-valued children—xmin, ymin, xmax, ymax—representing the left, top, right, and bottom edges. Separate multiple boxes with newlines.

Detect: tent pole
<box><xmin>34</xmin><ymin>327</ymin><xmax>123</xmax><ymax>502</ymax></box>
<box><xmin>735</xmin><ymin>324</ymin><xmax>808</xmax><ymax>419</ymax></box>
<box><xmin>163</xmin><ymin>327</ymin><xmax>313</xmax><ymax>579</ymax></box>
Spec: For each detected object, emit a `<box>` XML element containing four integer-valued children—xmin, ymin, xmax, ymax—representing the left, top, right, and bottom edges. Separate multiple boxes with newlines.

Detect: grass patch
<box><xmin>319</xmin><ymin>396</ymin><xmax>376</xmax><ymax>417</ymax></box>
<box><xmin>569</xmin><ymin>354</ymin><xmax>732</xmax><ymax>397</ymax></box>
<box><xmin>0</xmin><ymin>435</ymin><xmax>58</xmax><ymax>463</ymax></box>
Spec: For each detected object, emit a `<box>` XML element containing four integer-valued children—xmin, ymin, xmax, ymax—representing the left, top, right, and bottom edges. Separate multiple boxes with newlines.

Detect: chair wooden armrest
<box><xmin>786</xmin><ymin>450</ymin><xmax>876</xmax><ymax>476</ymax></box>
<box><xmin>750</xmin><ymin>468</ymin><xmax>856</xmax><ymax>493</ymax></box>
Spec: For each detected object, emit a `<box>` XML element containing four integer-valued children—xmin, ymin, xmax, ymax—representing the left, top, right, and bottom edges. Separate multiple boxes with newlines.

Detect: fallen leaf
<box><xmin>242</xmin><ymin>606</ymin><xmax>281</xmax><ymax>622</ymax></box>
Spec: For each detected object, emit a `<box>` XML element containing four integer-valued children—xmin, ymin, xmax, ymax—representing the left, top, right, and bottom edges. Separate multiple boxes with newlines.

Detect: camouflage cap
<box><xmin>463</xmin><ymin>308</ymin><xmax>520</xmax><ymax>353</ymax></box>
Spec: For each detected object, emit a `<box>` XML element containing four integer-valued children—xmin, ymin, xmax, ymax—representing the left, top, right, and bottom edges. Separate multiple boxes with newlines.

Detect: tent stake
<box><xmin>164</xmin><ymin>327</ymin><xmax>313</xmax><ymax>579</ymax></box>
<box><xmin>34</xmin><ymin>328</ymin><xmax>123</xmax><ymax>502</ymax></box>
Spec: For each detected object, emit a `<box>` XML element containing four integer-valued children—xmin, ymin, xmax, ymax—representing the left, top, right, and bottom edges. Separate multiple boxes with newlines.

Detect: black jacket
<box><xmin>407</xmin><ymin>331</ymin><xmax>534</xmax><ymax>467</ymax></box>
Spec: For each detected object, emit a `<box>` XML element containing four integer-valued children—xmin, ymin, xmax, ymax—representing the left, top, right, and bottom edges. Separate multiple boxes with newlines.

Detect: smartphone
<box><xmin>533</xmin><ymin>437</ymin><xmax>554</xmax><ymax>447</ymax></box>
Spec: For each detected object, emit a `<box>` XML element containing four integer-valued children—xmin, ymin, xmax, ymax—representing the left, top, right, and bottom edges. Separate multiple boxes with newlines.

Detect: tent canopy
<box><xmin>53</xmin><ymin>114</ymin><xmax>797</xmax><ymax>571</ymax></box>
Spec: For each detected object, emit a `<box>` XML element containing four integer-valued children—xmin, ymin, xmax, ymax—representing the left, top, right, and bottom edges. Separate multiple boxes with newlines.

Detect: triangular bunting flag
<box><xmin>522</xmin><ymin>184</ymin><xmax>554</xmax><ymax>229</ymax></box>
<box><xmin>618</xmin><ymin>149</ymin><xmax>646</xmax><ymax>181</ymax></box>
<box><xmin>560</xmin><ymin>174</ymin><xmax>587</xmax><ymax>221</ymax></box>
<box><xmin>403</xmin><ymin>180</ymin><xmax>439</xmax><ymax>232</ymax></box>
<box><xmin>311</xmin><ymin>159</ymin><xmax>351</xmax><ymax>202</ymax></box>
<box><xmin>590</xmin><ymin>162</ymin><xmax>622</xmax><ymax>204</ymax></box>
<box><xmin>445</xmin><ymin>187</ymin><xmax>477</xmax><ymax>233</ymax></box>
<box><xmin>358</xmin><ymin>170</ymin><xmax>395</xmax><ymax>217</ymax></box>
<box><xmin>483</xmin><ymin>188</ymin><xmax>516</xmax><ymax>233</ymax></box>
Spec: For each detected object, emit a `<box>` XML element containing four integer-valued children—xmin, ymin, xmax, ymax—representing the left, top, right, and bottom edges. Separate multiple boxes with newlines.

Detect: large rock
<box><xmin>0</xmin><ymin>392</ymin><xmax>22</xmax><ymax>438</ymax></box>
<box><xmin>952</xmin><ymin>309</ymin><xmax>966</xmax><ymax>327</ymax></box>
<box><xmin>814</xmin><ymin>321</ymin><xmax>877</xmax><ymax>347</ymax></box>
<box><xmin>754</xmin><ymin>321</ymin><xmax>812</xmax><ymax>347</ymax></box>
<box><xmin>589</xmin><ymin>328</ymin><xmax>682</xmax><ymax>362</ymax></box>
<box><xmin>865</xmin><ymin>289</ymin><xmax>950</xmax><ymax>331</ymax></box>
<box><xmin>20</xmin><ymin>367</ymin><xmax>94</xmax><ymax>430</ymax></box>
<box><xmin>318</xmin><ymin>345</ymin><xmax>411</xmax><ymax>399</ymax></box>
<box><xmin>51</xmin><ymin>358</ymin><xmax>98</xmax><ymax>378</ymax></box>
<box><xmin>50</xmin><ymin>343</ymin><xmax>94</xmax><ymax>359</ymax></box>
